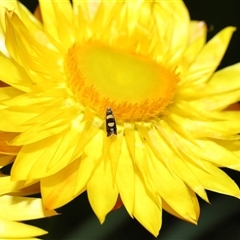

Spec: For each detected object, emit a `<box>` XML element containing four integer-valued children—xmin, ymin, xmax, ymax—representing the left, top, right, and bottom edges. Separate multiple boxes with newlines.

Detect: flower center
<box><xmin>65</xmin><ymin>42</ymin><xmax>179</xmax><ymax>120</ymax></box>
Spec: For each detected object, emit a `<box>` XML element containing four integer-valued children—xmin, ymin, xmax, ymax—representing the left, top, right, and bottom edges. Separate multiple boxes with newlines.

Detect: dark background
<box><xmin>18</xmin><ymin>1</ymin><xmax>240</xmax><ymax>239</ymax></box>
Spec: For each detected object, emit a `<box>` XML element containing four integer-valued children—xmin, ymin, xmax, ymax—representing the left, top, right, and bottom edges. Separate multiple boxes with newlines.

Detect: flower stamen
<box><xmin>65</xmin><ymin>41</ymin><xmax>179</xmax><ymax>120</ymax></box>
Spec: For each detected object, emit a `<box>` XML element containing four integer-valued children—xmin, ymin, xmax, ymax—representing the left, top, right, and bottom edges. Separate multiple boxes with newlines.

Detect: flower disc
<box><xmin>66</xmin><ymin>42</ymin><xmax>178</xmax><ymax>120</ymax></box>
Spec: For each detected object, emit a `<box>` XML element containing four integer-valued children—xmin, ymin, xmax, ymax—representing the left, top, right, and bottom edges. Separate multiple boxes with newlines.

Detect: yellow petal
<box><xmin>0</xmin><ymin>54</ymin><xmax>32</xmax><ymax>92</ymax></box>
<box><xmin>194</xmin><ymin>91</ymin><xmax>240</xmax><ymax>111</ymax></box>
<box><xmin>146</xmin><ymin>143</ymin><xmax>198</xmax><ymax>223</ymax></box>
<box><xmin>12</xmin><ymin>116</ymin><xmax>101</xmax><ymax>180</ymax></box>
<box><xmin>116</xmin><ymin>138</ymin><xmax>135</xmax><ymax>217</ymax></box>
<box><xmin>32</xmin><ymin>1</ymin><xmax>71</xmax><ymax>53</ymax></box>
<box><xmin>180</xmin><ymin>21</ymin><xmax>207</xmax><ymax>74</ymax></box>
<box><xmin>137</xmin><ymin>124</ymin><xmax>197</xmax><ymax>222</ymax></box>
<box><xmin>12</xmin><ymin>182</ymin><xmax>40</xmax><ymax>197</ymax></box>
<box><xmin>8</xmin><ymin>100</ymin><xmax>80</xmax><ymax>143</ymax></box>
<box><xmin>11</xmin><ymin>135</ymin><xmax>58</xmax><ymax>180</ymax></box>
<box><xmin>133</xmin><ymin>173</ymin><xmax>161</xmax><ymax>237</ymax></box>
<box><xmin>0</xmin><ymin>132</ymin><xmax>21</xmax><ymax>155</ymax></box>
<box><xmin>134</xmin><ymin>127</ymin><xmax>159</xmax><ymax>205</ymax></box>
<box><xmin>188</xmin><ymin>63</ymin><xmax>240</xmax><ymax>111</ymax></box>
<box><xmin>72</xmin><ymin>1</ymin><xmax>92</xmax><ymax>42</ymax></box>
<box><xmin>0</xmin><ymin>86</ymin><xmax>23</xmax><ymax>101</ymax></box>
<box><xmin>91</xmin><ymin>1</ymin><xmax>124</xmax><ymax>40</ymax></box>
<box><xmin>0</xmin><ymin>195</ymin><xmax>57</xmax><ymax>221</ymax></box>
<box><xmin>0</xmin><ymin>0</ymin><xmax>18</xmax><ymax>32</ymax></box>
<box><xmin>167</xmin><ymin>120</ymin><xmax>240</xmax><ymax>170</ymax></box>
<box><xmin>108</xmin><ymin>128</ymin><xmax>123</xmax><ymax>182</ymax></box>
<box><xmin>0</xmin><ymin>219</ymin><xmax>47</xmax><ymax>238</ymax></box>
<box><xmin>38</xmin><ymin>1</ymin><xmax>59</xmax><ymax>43</ymax></box>
<box><xmin>52</xmin><ymin>1</ymin><xmax>74</xmax><ymax>48</ymax></box>
<box><xmin>161</xmin><ymin>117</ymin><xmax>207</xmax><ymax>170</ymax></box>
<box><xmin>0</xmin><ymin>108</ymin><xmax>38</xmax><ymax>132</ymax></box>
<box><xmin>154</xmin><ymin>121</ymin><xmax>209</xmax><ymax>202</ymax></box>
<box><xmin>0</xmin><ymin>176</ymin><xmax>25</xmax><ymax>195</ymax></box>
<box><xmin>169</xmin><ymin>112</ymin><xmax>240</xmax><ymax>139</ymax></box>
<box><xmin>0</xmin><ymin>154</ymin><xmax>14</xmax><ymax>168</ymax></box>
<box><xmin>74</xmin><ymin>129</ymin><xmax>104</xmax><ymax>194</ymax></box>
<box><xmin>87</xmin><ymin>156</ymin><xmax>118</xmax><ymax>223</ymax></box>
<box><xmin>189</xmin><ymin>20</ymin><xmax>207</xmax><ymax>44</ymax></box>
<box><xmin>0</xmin><ymin>24</ymin><xmax>9</xmax><ymax>57</ymax></box>
<box><xmin>41</xmin><ymin>158</ymin><xmax>81</xmax><ymax>209</ymax></box>
<box><xmin>207</xmin><ymin>63</ymin><xmax>240</xmax><ymax>93</ymax></box>
<box><xmin>153</xmin><ymin>1</ymin><xmax>190</xmax><ymax>64</ymax></box>
<box><xmin>162</xmin><ymin>188</ymin><xmax>200</xmax><ymax>224</ymax></box>
<box><xmin>124</xmin><ymin>122</ymin><xmax>135</xmax><ymax>161</ymax></box>
<box><xmin>182</xmin><ymin>26</ymin><xmax>236</xmax><ymax>84</ymax></box>
<box><xmin>4</xmin><ymin>10</ymin><xmax>63</xmax><ymax>83</ymax></box>
<box><xmin>16</xmin><ymin>1</ymin><xmax>43</xmax><ymax>33</ymax></box>
<box><xmin>186</xmin><ymin>160</ymin><xmax>240</xmax><ymax>197</ymax></box>
<box><xmin>41</xmin><ymin>130</ymin><xmax>103</xmax><ymax>209</ymax></box>
<box><xmin>195</xmin><ymin>139</ymin><xmax>240</xmax><ymax>171</ymax></box>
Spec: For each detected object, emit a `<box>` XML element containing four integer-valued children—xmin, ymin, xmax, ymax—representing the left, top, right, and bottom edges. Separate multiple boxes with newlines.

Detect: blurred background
<box><xmin>18</xmin><ymin>1</ymin><xmax>240</xmax><ymax>239</ymax></box>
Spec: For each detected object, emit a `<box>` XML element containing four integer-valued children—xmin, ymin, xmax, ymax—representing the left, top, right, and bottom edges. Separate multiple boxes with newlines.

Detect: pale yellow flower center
<box><xmin>65</xmin><ymin>42</ymin><xmax>179</xmax><ymax>120</ymax></box>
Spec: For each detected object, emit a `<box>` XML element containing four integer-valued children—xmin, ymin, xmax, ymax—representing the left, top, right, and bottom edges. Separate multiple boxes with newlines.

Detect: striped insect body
<box><xmin>106</xmin><ymin>108</ymin><xmax>117</xmax><ymax>137</ymax></box>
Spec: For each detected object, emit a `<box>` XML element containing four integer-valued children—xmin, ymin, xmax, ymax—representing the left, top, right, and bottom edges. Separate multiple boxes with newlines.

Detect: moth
<box><xmin>106</xmin><ymin>108</ymin><xmax>117</xmax><ymax>137</ymax></box>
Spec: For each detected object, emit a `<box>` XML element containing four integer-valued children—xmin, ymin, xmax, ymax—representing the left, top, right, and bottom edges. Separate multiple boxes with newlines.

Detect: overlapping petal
<box><xmin>0</xmin><ymin>174</ymin><xmax>57</xmax><ymax>239</ymax></box>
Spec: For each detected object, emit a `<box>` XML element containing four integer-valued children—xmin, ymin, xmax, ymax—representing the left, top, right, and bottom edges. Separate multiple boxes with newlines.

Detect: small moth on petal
<box><xmin>106</xmin><ymin>108</ymin><xmax>117</xmax><ymax>137</ymax></box>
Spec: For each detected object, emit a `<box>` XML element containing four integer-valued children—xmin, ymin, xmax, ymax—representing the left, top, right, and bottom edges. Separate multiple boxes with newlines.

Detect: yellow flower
<box><xmin>0</xmin><ymin>0</ymin><xmax>240</xmax><ymax>236</ymax></box>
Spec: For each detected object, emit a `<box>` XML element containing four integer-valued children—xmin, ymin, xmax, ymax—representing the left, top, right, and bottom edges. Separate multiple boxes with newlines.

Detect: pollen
<box><xmin>65</xmin><ymin>41</ymin><xmax>179</xmax><ymax>120</ymax></box>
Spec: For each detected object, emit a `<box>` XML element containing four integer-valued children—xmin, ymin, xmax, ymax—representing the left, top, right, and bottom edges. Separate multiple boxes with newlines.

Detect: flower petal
<box><xmin>0</xmin><ymin>131</ymin><xmax>21</xmax><ymax>155</ymax></box>
<box><xmin>41</xmin><ymin>158</ymin><xmax>81</xmax><ymax>209</ymax></box>
<box><xmin>153</xmin><ymin>0</ymin><xmax>190</xmax><ymax>64</ymax></box>
<box><xmin>116</xmin><ymin>138</ymin><xmax>135</xmax><ymax>217</ymax></box>
<box><xmin>189</xmin><ymin>21</ymin><xmax>207</xmax><ymax>44</ymax></box>
<box><xmin>0</xmin><ymin>154</ymin><xmax>14</xmax><ymax>168</ymax></box>
<box><xmin>154</xmin><ymin>121</ymin><xmax>209</xmax><ymax>202</ymax></box>
<box><xmin>148</xmin><ymin>152</ymin><xmax>198</xmax><ymax>223</ymax></box>
<box><xmin>195</xmin><ymin>139</ymin><xmax>240</xmax><ymax>171</ymax></box>
<box><xmin>0</xmin><ymin>54</ymin><xmax>32</xmax><ymax>91</ymax></box>
<box><xmin>0</xmin><ymin>219</ymin><xmax>47</xmax><ymax>238</ymax></box>
<box><xmin>0</xmin><ymin>176</ymin><xmax>25</xmax><ymax>195</ymax></box>
<box><xmin>16</xmin><ymin>1</ymin><xmax>43</xmax><ymax>33</ymax></box>
<box><xmin>0</xmin><ymin>195</ymin><xmax>57</xmax><ymax>221</ymax></box>
<box><xmin>108</xmin><ymin>129</ymin><xmax>124</xmax><ymax>182</ymax></box>
<box><xmin>180</xmin><ymin>21</ymin><xmax>207</xmax><ymax>74</ymax></box>
<box><xmin>189</xmin><ymin>63</ymin><xmax>240</xmax><ymax>111</ymax></box>
<box><xmin>13</xmin><ymin>182</ymin><xmax>40</xmax><ymax>196</ymax></box>
<box><xmin>5</xmin><ymin>10</ymin><xmax>63</xmax><ymax>83</ymax></box>
<box><xmin>169</xmin><ymin>112</ymin><xmax>240</xmax><ymax>140</ymax></box>
<box><xmin>208</xmin><ymin>62</ymin><xmax>240</xmax><ymax>92</ymax></box>
<box><xmin>51</xmin><ymin>1</ymin><xmax>74</xmax><ymax>48</ymax></box>
<box><xmin>133</xmin><ymin>173</ymin><xmax>161</xmax><ymax>237</ymax></box>
<box><xmin>0</xmin><ymin>86</ymin><xmax>23</xmax><ymax>101</ymax></box>
<box><xmin>182</xmin><ymin>26</ymin><xmax>236</xmax><ymax>84</ymax></box>
<box><xmin>186</xmin><ymin>160</ymin><xmax>240</xmax><ymax>197</ymax></box>
<box><xmin>38</xmin><ymin>1</ymin><xmax>60</xmax><ymax>42</ymax></box>
<box><xmin>0</xmin><ymin>108</ymin><xmax>38</xmax><ymax>132</ymax></box>
<box><xmin>87</xmin><ymin>155</ymin><xmax>118</xmax><ymax>223</ymax></box>
<box><xmin>162</xmin><ymin>188</ymin><xmax>200</xmax><ymax>223</ymax></box>
<box><xmin>41</xmin><ymin>129</ymin><xmax>105</xmax><ymax>209</ymax></box>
